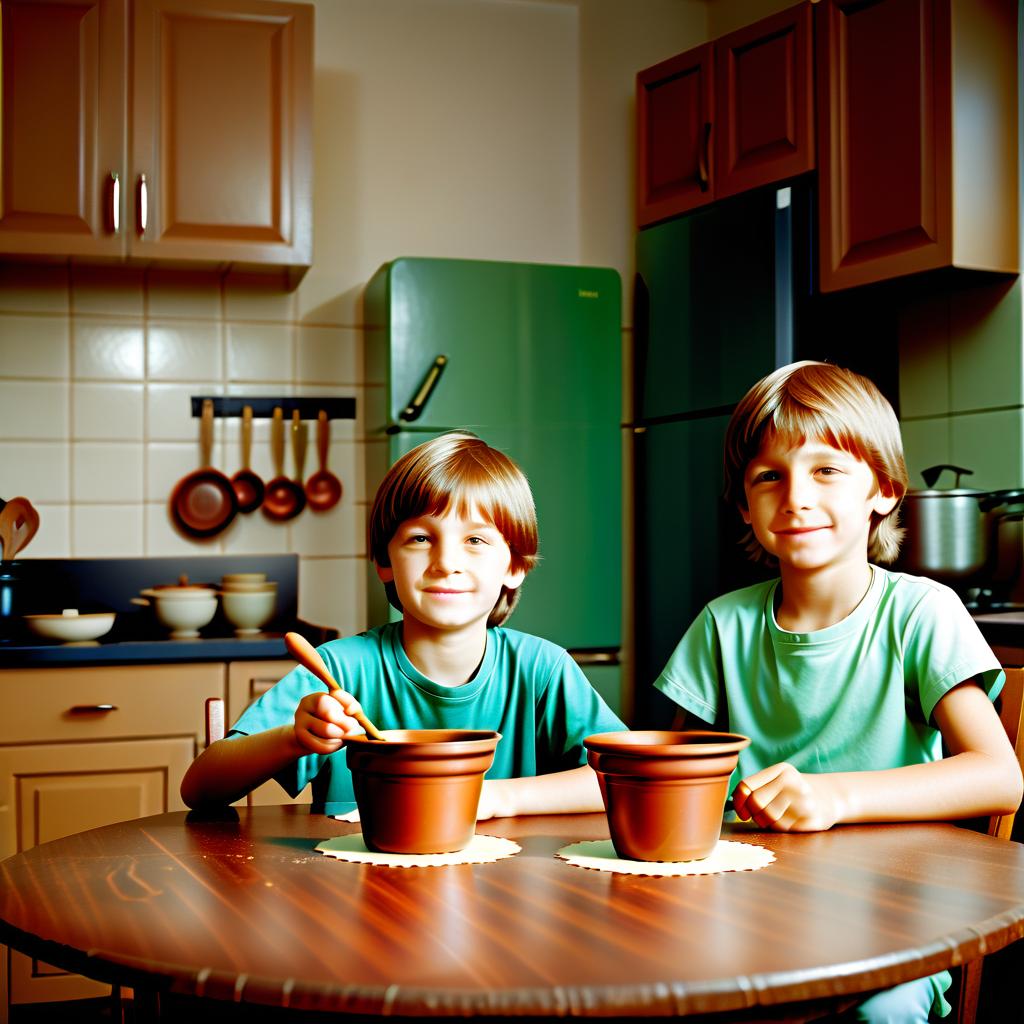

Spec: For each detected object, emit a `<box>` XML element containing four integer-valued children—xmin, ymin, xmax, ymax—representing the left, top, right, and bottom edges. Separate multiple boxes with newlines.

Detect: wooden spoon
<box><xmin>284</xmin><ymin>632</ymin><xmax>387</xmax><ymax>741</ymax></box>
<box><xmin>305</xmin><ymin>410</ymin><xmax>343</xmax><ymax>512</ymax></box>
<box><xmin>0</xmin><ymin>497</ymin><xmax>40</xmax><ymax>561</ymax></box>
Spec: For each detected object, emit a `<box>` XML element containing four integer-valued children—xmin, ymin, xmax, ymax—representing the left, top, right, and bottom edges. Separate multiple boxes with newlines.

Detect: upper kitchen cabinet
<box><xmin>816</xmin><ymin>0</ymin><xmax>1019</xmax><ymax>292</ymax></box>
<box><xmin>0</xmin><ymin>0</ymin><xmax>312</xmax><ymax>280</ymax></box>
<box><xmin>636</xmin><ymin>2</ymin><xmax>814</xmax><ymax>227</ymax></box>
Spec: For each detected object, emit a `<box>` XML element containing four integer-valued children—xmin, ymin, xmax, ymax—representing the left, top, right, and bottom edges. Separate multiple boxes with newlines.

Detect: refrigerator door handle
<box><xmin>400</xmin><ymin>354</ymin><xmax>448</xmax><ymax>422</ymax></box>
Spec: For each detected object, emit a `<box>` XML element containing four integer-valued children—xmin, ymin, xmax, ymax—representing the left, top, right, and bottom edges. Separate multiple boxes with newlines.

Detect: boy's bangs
<box><xmin>764</xmin><ymin>403</ymin><xmax>868</xmax><ymax>464</ymax></box>
<box><xmin>408</xmin><ymin>449</ymin><xmax>536</xmax><ymax>560</ymax></box>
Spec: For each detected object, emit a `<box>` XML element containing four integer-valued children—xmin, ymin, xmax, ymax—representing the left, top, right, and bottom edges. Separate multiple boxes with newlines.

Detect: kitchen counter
<box><xmin>973</xmin><ymin>609</ymin><xmax>1024</xmax><ymax>665</ymax></box>
<box><xmin>0</xmin><ymin>554</ymin><xmax>337</xmax><ymax>668</ymax></box>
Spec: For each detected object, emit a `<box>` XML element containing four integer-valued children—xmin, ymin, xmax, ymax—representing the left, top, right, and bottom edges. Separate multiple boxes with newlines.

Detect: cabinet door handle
<box><xmin>698</xmin><ymin>121</ymin><xmax>712</xmax><ymax>192</ymax></box>
<box><xmin>110</xmin><ymin>172</ymin><xmax>120</xmax><ymax>234</ymax></box>
<box><xmin>137</xmin><ymin>173</ymin><xmax>149</xmax><ymax>235</ymax></box>
<box><xmin>68</xmin><ymin>704</ymin><xmax>119</xmax><ymax>714</ymax></box>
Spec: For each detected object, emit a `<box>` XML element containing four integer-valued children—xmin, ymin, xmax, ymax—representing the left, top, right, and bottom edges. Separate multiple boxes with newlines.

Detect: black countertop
<box><xmin>0</xmin><ymin>555</ymin><xmax>337</xmax><ymax>668</ymax></box>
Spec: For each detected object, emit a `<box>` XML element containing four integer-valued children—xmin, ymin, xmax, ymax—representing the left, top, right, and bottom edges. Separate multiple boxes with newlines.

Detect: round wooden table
<box><xmin>2</xmin><ymin>806</ymin><xmax>1024</xmax><ymax>1021</ymax></box>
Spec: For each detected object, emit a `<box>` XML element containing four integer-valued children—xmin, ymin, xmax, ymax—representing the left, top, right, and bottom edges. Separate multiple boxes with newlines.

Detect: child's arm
<box><xmin>476</xmin><ymin>765</ymin><xmax>604</xmax><ymax>819</ymax></box>
<box><xmin>733</xmin><ymin>680</ymin><xmax>1023</xmax><ymax>832</ymax></box>
<box><xmin>180</xmin><ymin>689</ymin><xmax>368</xmax><ymax>808</ymax></box>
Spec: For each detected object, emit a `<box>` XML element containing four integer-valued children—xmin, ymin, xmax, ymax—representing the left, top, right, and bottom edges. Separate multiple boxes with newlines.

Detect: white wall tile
<box><xmin>0</xmin><ymin>382</ymin><xmax>68</xmax><ymax>439</ymax></box>
<box><xmin>147</xmin><ymin>383</ymin><xmax>223</xmax><ymax>442</ymax></box>
<box><xmin>147</xmin><ymin>270</ymin><xmax>222</xmax><ymax>319</ymax></box>
<box><xmin>23</xmin><ymin>504</ymin><xmax>70</xmax><ymax>558</ymax></box>
<box><xmin>0</xmin><ymin>316</ymin><xmax>69</xmax><ymax>378</ymax></box>
<box><xmin>0</xmin><ymin>443</ymin><xmax>70</xmax><ymax>502</ymax></box>
<box><xmin>224</xmin><ymin>271</ymin><xmax>296</xmax><ymax>322</ymax></box>
<box><xmin>292</xmin><ymin>499</ymin><xmax>363</xmax><ymax>557</ymax></box>
<box><xmin>298</xmin><ymin>556</ymin><xmax>368</xmax><ymax>635</ymax></box>
<box><xmin>73</xmin><ymin>382</ymin><xmax>144</xmax><ymax>440</ymax></box>
<box><xmin>227</xmin><ymin>323</ymin><xmax>294</xmax><ymax>382</ymax></box>
<box><xmin>71</xmin><ymin>443</ymin><xmax>144</xmax><ymax>502</ymax></box>
<box><xmin>147</xmin><ymin>443</ymin><xmax>203</xmax><ymax>502</ymax></box>
<box><xmin>71</xmin><ymin>267</ymin><xmax>145</xmax><ymax>317</ymax></box>
<box><xmin>73</xmin><ymin>321</ymin><xmax>145</xmax><ymax>380</ymax></box>
<box><xmin>297</xmin><ymin>325</ymin><xmax>361</xmax><ymax>384</ymax></box>
<box><xmin>0</xmin><ymin>265</ymin><xmax>69</xmax><ymax>314</ymax></box>
<box><xmin>147</xmin><ymin>321</ymin><xmax>223</xmax><ymax>380</ymax></box>
<box><xmin>72</xmin><ymin>505</ymin><xmax>144</xmax><ymax>556</ymax></box>
<box><xmin>220</xmin><ymin>510</ymin><xmax>292</xmax><ymax>554</ymax></box>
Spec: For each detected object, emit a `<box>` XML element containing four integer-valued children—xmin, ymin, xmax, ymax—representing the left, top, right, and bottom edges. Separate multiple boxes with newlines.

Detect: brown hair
<box><xmin>369</xmin><ymin>432</ymin><xmax>539</xmax><ymax>627</ymax></box>
<box><xmin>723</xmin><ymin>360</ymin><xmax>909</xmax><ymax>564</ymax></box>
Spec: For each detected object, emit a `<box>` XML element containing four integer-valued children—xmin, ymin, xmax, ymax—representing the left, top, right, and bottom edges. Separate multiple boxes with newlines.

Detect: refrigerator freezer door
<box><xmin>386</xmin><ymin>422</ymin><xmax>621</xmax><ymax>652</ymax></box>
<box><xmin>635</xmin><ymin>187</ymin><xmax>793</xmax><ymax>421</ymax></box>
<box><xmin>366</xmin><ymin>258</ymin><xmax>621</xmax><ymax>431</ymax></box>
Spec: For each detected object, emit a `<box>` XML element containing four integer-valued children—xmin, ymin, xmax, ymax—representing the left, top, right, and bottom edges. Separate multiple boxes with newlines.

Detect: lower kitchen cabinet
<box><xmin>0</xmin><ymin>661</ymin><xmax>215</xmax><ymax>1013</ymax></box>
<box><xmin>227</xmin><ymin>658</ymin><xmax>311</xmax><ymax>807</ymax></box>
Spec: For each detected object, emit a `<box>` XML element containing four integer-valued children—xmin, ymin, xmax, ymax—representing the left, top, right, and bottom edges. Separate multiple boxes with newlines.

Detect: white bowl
<box><xmin>220</xmin><ymin>589</ymin><xmax>276</xmax><ymax>635</ymax></box>
<box><xmin>221</xmin><ymin>573</ymin><xmax>267</xmax><ymax>585</ymax></box>
<box><xmin>24</xmin><ymin>609</ymin><xmax>115</xmax><ymax>643</ymax></box>
<box><xmin>152</xmin><ymin>594</ymin><xmax>218</xmax><ymax>638</ymax></box>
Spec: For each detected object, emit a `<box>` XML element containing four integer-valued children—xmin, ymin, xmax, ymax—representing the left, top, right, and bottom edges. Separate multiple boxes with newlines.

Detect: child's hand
<box><xmin>293</xmin><ymin>690</ymin><xmax>369</xmax><ymax>755</ymax></box>
<box><xmin>732</xmin><ymin>762</ymin><xmax>843</xmax><ymax>832</ymax></box>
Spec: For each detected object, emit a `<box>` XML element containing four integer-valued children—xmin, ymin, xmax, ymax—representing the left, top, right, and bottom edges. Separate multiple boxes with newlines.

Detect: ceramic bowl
<box><xmin>149</xmin><ymin>592</ymin><xmax>218</xmax><ymax>638</ymax></box>
<box><xmin>346</xmin><ymin>730</ymin><xmax>501</xmax><ymax>854</ymax></box>
<box><xmin>221</xmin><ymin>573</ymin><xmax>266</xmax><ymax>585</ymax></box>
<box><xmin>24</xmin><ymin>609</ymin><xmax>115</xmax><ymax>643</ymax></box>
<box><xmin>220</xmin><ymin>588</ymin><xmax>277</xmax><ymax>635</ymax></box>
<box><xmin>584</xmin><ymin>730</ymin><xmax>751</xmax><ymax>862</ymax></box>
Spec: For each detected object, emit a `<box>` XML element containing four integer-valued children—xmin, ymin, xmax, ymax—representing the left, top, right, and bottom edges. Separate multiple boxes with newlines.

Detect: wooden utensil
<box><xmin>0</xmin><ymin>497</ymin><xmax>40</xmax><ymax>561</ymax></box>
<box><xmin>169</xmin><ymin>399</ymin><xmax>238</xmax><ymax>538</ymax></box>
<box><xmin>305</xmin><ymin>409</ymin><xmax>343</xmax><ymax>512</ymax></box>
<box><xmin>262</xmin><ymin>408</ymin><xmax>306</xmax><ymax>521</ymax></box>
<box><xmin>284</xmin><ymin>631</ymin><xmax>387</xmax><ymax>741</ymax></box>
<box><xmin>231</xmin><ymin>405</ymin><xmax>265</xmax><ymax>514</ymax></box>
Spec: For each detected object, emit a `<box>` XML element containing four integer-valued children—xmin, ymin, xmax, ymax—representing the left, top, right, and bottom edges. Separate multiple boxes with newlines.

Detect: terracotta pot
<box><xmin>346</xmin><ymin>730</ymin><xmax>500</xmax><ymax>854</ymax></box>
<box><xmin>584</xmin><ymin>730</ymin><xmax>751</xmax><ymax>862</ymax></box>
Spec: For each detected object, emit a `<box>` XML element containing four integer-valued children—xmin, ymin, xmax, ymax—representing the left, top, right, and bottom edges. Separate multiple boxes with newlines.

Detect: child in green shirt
<box><xmin>655</xmin><ymin>361</ymin><xmax>1022</xmax><ymax>1022</ymax></box>
<box><xmin>182</xmin><ymin>432</ymin><xmax>623</xmax><ymax>816</ymax></box>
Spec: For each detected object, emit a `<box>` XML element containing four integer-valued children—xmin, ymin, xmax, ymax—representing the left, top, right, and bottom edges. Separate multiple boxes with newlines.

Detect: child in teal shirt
<box><xmin>655</xmin><ymin>361</ymin><xmax>1022</xmax><ymax>1022</ymax></box>
<box><xmin>181</xmin><ymin>431</ymin><xmax>623</xmax><ymax>817</ymax></box>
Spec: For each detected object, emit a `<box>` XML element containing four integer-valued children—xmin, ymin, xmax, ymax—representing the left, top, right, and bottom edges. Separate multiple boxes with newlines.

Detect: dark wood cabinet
<box><xmin>0</xmin><ymin>0</ymin><xmax>312</xmax><ymax>278</ymax></box>
<box><xmin>636</xmin><ymin>1</ymin><xmax>813</xmax><ymax>226</ymax></box>
<box><xmin>816</xmin><ymin>0</ymin><xmax>1018</xmax><ymax>292</ymax></box>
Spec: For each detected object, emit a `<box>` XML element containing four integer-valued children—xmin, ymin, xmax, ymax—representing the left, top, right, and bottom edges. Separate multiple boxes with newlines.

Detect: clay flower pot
<box><xmin>584</xmin><ymin>730</ymin><xmax>751</xmax><ymax>862</ymax></box>
<box><xmin>345</xmin><ymin>730</ymin><xmax>501</xmax><ymax>854</ymax></box>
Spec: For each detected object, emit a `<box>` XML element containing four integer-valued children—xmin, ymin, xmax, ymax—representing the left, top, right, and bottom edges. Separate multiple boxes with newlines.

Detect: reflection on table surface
<box><xmin>2</xmin><ymin>805</ymin><xmax>1024</xmax><ymax>1019</ymax></box>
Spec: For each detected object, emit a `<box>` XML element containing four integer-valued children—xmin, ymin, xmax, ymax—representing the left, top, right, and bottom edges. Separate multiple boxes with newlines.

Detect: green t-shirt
<box><xmin>229</xmin><ymin>621</ymin><xmax>625</xmax><ymax>813</ymax></box>
<box><xmin>654</xmin><ymin>566</ymin><xmax>1004</xmax><ymax>786</ymax></box>
<box><xmin>654</xmin><ymin>565</ymin><xmax>1000</xmax><ymax>1019</ymax></box>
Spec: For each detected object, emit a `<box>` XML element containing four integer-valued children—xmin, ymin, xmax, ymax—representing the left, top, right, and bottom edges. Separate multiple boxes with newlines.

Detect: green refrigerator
<box><xmin>364</xmin><ymin>257</ymin><xmax>623</xmax><ymax>715</ymax></box>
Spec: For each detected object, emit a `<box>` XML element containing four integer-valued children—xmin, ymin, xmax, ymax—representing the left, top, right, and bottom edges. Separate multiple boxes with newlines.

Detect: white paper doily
<box><xmin>316</xmin><ymin>832</ymin><xmax>520</xmax><ymax>867</ymax></box>
<box><xmin>555</xmin><ymin>838</ymin><xmax>774</xmax><ymax>876</ymax></box>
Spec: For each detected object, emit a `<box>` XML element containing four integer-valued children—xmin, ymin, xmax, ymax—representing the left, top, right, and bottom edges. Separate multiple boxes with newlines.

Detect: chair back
<box><xmin>988</xmin><ymin>666</ymin><xmax>1024</xmax><ymax>840</ymax></box>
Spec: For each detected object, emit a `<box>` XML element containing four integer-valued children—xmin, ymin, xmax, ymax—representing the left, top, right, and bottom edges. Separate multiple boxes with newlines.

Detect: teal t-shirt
<box><xmin>654</xmin><ymin>566</ymin><xmax>1004</xmax><ymax>788</ymax></box>
<box><xmin>228</xmin><ymin>621</ymin><xmax>625</xmax><ymax>813</ymax></box>
<box><xmin>654</xmin><ymin>566</ymin><xmax>1003</xmax><ymax>1021</ymax></box>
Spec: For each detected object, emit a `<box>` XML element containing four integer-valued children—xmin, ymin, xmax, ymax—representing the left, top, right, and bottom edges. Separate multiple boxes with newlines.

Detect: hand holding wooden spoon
<box><xmin>284</xmin><ymin>632</ymin><xmax>387</xmax><ymax>741</ymax></box>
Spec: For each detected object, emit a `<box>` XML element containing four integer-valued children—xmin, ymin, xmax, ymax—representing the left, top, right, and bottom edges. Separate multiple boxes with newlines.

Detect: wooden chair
<box><xmin>955</xmin><ymin>666</ymin><xmax>1024</xmax><ymax>1023</ymax></box>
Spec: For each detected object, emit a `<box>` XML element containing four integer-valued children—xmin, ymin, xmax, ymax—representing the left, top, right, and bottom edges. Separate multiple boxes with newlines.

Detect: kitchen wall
<box><xmin>0</xmin><ymin>0</ymin><xmax>709</xmax><ymax>635</ymax></box>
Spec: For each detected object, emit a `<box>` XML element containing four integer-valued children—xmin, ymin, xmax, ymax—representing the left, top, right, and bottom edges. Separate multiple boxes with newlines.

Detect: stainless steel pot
<box><xmin>897</xmin><ymin>464</ymin><xmax>1024</xmax><ymax>586</ymax></box>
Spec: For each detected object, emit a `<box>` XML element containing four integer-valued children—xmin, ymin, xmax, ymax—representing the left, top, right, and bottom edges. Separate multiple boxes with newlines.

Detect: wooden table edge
<box><xmin>3</xmin><ymin>906</ymin><xmax>1023</xmax><ymax>1018</ymax></box>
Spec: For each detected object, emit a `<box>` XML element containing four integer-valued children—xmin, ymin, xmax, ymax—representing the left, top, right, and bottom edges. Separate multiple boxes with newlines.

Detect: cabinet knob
<box><xmin>68</xmin><ymin>704</ymin><xmax>119</xmax><ymax>714</ymax></box>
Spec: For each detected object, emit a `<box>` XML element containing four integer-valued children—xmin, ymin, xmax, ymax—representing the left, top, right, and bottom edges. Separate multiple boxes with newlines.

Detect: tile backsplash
<box><xmin>0</xmin><ymin>263</ymin><xmax>371</xmax><ymax>636</ymax></box>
